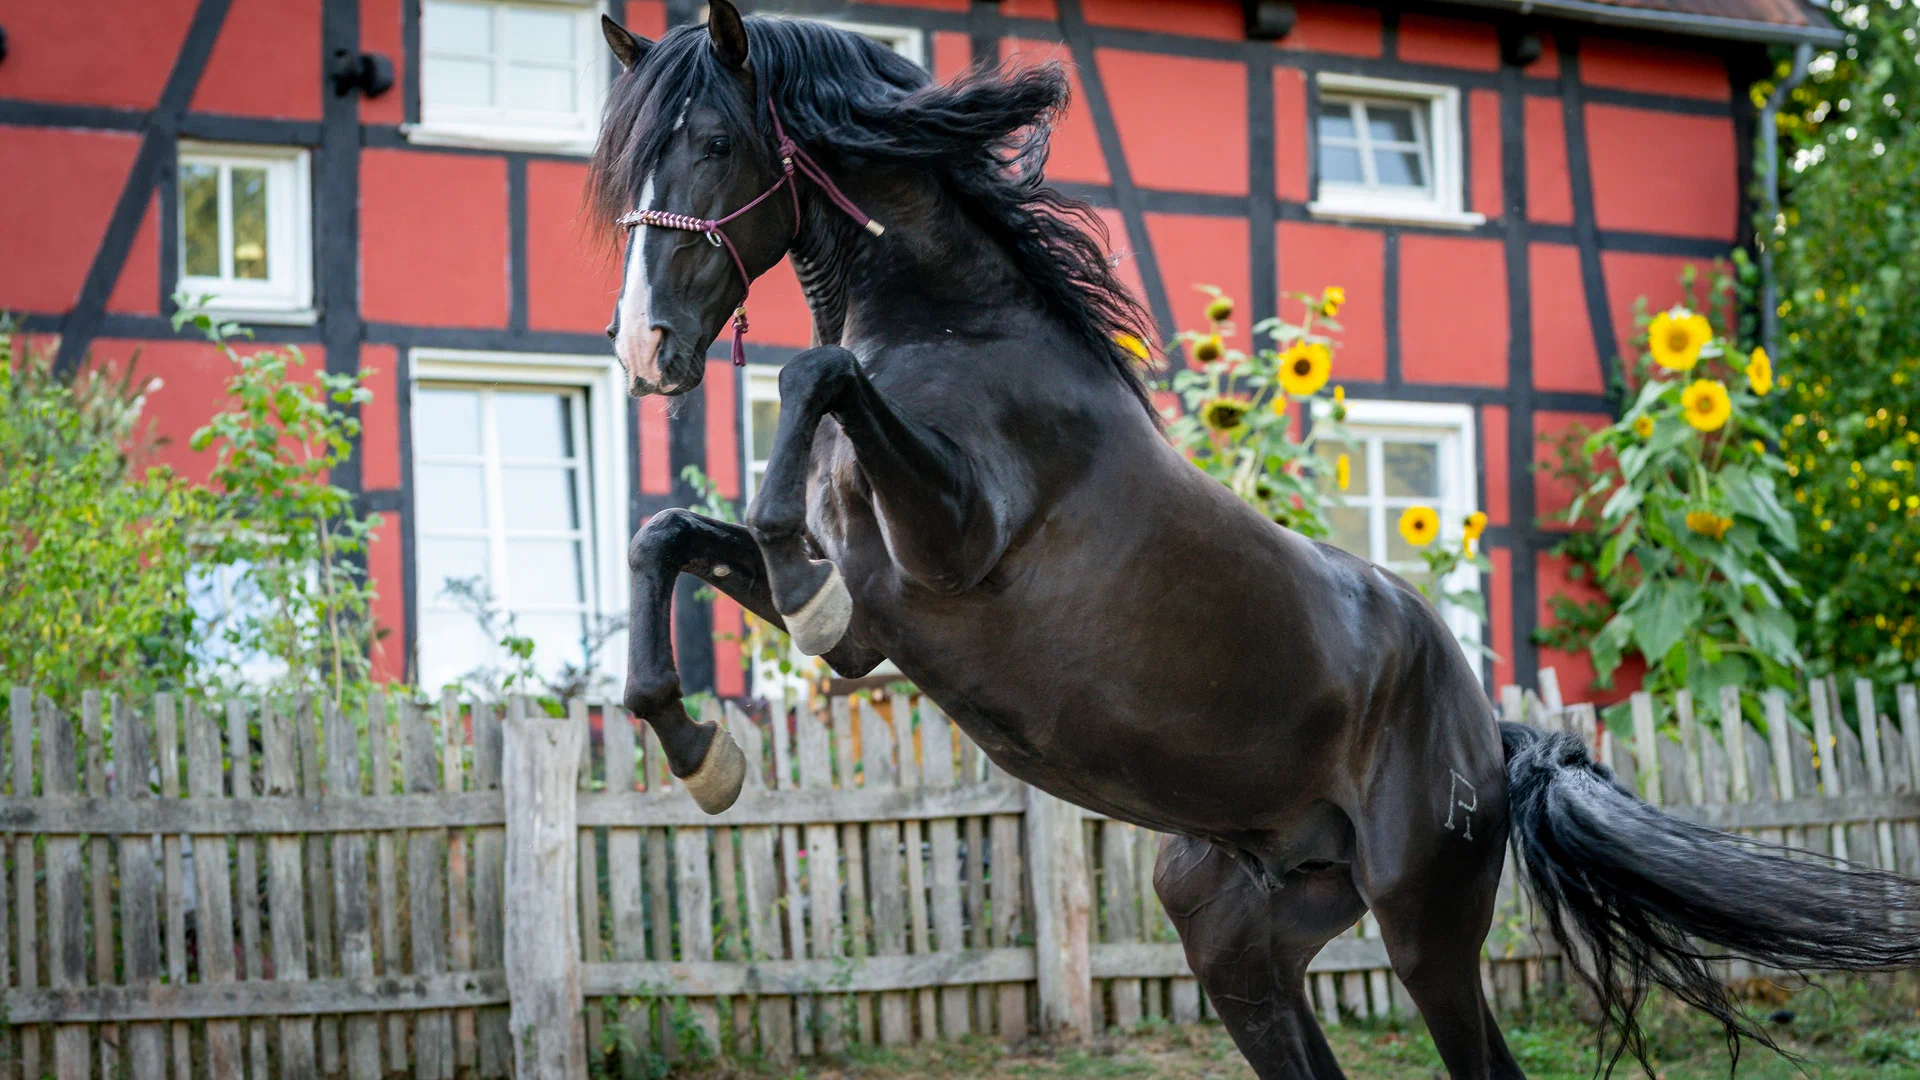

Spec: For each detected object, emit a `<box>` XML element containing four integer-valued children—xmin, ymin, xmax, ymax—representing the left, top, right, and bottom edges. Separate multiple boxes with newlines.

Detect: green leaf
<box><xmin>1625</xmin><ymin>577</ymin><xmax>1705</xmax><ymax>665</ymax></box>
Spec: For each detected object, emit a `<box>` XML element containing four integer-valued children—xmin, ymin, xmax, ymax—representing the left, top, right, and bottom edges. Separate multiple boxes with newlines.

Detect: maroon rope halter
<box><xmin>616</xmin><ymin>99</ymin><xmax>884</xmax><ymax>366</ymax></box>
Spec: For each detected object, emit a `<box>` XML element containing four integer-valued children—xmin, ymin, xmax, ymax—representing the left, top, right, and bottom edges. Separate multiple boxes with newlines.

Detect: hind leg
<box><xmin>1155</xmin><ymin>835</ymin><xmax>1363</xmax><ymax>1079</ymax></box>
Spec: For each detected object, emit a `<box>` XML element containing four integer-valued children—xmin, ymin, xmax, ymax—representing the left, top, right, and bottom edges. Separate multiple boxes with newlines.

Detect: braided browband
<box><xmin>617</xmin><ymin>100</ymin><xmax>884</xmax><ymax>366</ymax></box>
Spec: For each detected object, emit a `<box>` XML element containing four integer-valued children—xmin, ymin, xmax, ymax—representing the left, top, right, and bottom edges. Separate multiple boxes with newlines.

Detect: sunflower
<box><xmin>1462</xmin><ymin>510</ymin><xmax>1488</xmax><ymax>555</ymax></box>
<box><xmin>1685</xmin><ymin>510</ymin><xmax>1733</xmax><ymax>541</ymax></box>
<box><xmin>1193</xmin><ymin>335</ymin><xmax>1224</xmax><ymax>363</ymax></box>
<box><xmin>1648</xmin><ymin>307</ymin><xmax>1713</xmax><ymax>372</ymax></box>
<box><xmin>1399</xmin><ymin>505</ymin><xmax>1439</xmax><ymax>547</ymax></box>
<box><xmin>1114</xmin><ymin>333</ymin><xmax>1150</xmax><ymax>363</ymax></box>
<box><xmin>1746</xmin><ymin>347</ymin><xmax>1773</xmax><ymax>395</ymax></box>
<box><xmin>1336</xmin><ymin>453</ymin><xmax>1351</xmax><ymax>491</ymax></box>
<box><xmin>1321</xmin><ymin>286</ymin><xmax>1346</xmax><ymax>318</ymax></box>
<box><xmin>1206</xmin><ymin>295</ymin><xmax>1235</xmax><ymax>322</ymax></box>
<box><xmin>1199</xmin><ymin>396</ymin><xmax>1250</xmax><ymax>434</ymax></box>
<box><xmin>1633</xmin><ymin>414</ymin><xmax>1655</xmax><ymax>438</ymax></box>
<box><xmin>1278</xmin><ymin>342</ymin><xmax>1333</xmax><ymax>396</ymax></box>
<box><xmin>1681</xmin><ymin>379</ymin><xmax>1732</xmax><ymax>432</ymax></box>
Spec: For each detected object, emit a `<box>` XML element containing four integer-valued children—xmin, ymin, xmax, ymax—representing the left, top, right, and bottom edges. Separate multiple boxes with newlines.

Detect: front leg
<box><xmin>623</xmin><ymin>507</ymin><xmax>883</xmax><ymax>813</ymax></box>
<box><xmin>746</xmin><ymin>345</ymin><xmax>1005</xmax><ymax>655</ymax></box>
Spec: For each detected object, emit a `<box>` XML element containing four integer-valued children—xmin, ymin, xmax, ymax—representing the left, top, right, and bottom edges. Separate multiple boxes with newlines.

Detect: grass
<box><xmin>655</xmin><ymin>977</ymin><xmax>1920</xmax><ymax>1078</ymax></box>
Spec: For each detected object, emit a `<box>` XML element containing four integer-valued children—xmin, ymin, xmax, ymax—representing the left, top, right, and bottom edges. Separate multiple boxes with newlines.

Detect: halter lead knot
<box><xmin>617</xmin><ymin>100</ymin><xmax>884</xmax><ymax>366</ymax></box>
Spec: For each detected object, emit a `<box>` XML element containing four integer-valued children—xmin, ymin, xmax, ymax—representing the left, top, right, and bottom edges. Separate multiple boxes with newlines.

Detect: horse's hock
<box><xmin>0</xmin><ymin>674</ymin><xmax>1916</xmax><ymax>1076</ymax></box>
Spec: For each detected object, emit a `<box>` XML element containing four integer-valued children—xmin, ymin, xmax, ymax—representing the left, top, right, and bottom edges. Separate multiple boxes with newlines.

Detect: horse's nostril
<box><xmin>606</xmin><ymin>323</ymin><xmax>618</xmax><ymax>340</ymax></box>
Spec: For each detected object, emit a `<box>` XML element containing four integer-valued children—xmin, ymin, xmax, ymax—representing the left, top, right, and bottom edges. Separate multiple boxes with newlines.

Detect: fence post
<box><xmin>503</xmin><ymin>696</ymin><xmax>585</xmax><ymax>1079</ymax></box>
<box><xmin>1024</xmin><ymin>784</ymin><xmax>1092</xmax><ymax>1037</ymax></box>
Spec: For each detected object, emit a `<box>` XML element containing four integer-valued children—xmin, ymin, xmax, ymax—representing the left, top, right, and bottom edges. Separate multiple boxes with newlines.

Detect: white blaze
<box><xmin>613</xmin><ymin>174</ymin><xmax>657</xmax><ymax>379</ymax></box>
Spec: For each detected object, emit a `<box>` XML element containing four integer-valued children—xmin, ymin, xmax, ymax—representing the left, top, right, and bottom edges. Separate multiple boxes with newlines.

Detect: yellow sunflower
<box><xmin>1648</xmin><ymin>307</ymin><xmax>1713</xmax><ymax>372</ymax></box>
<box><xmin>1336</xmin><ymin>453</ymin><xmax>1351</xmax><ymax>491</ymax></box>
<box><xmin>1199</xmin><ymin>396</ymin><xmax>1250</xmax><ymax>434</ymax></box>
<box><xmin>1278</xmin><ymin>341</ymin><xmax>1333</xmax><ymax>396</ymax></box>
<box><xmin>1333</xmin><ymin>385</ymin><xmax>1345</xmax><ymax>404</ymax></box>
<box><xmin>1321</xmin><ymin>286</ymin><xmax>1346</xmax><ymax>318</ymax></box>
<box><xmin>1681</xmin><ymin>379</ymin><xmax>1732</xmax><ymax>432</ymax></box>
<box><xmin>1399</xmin><ymin>505</ymin><xmax>1439</xmax><ymax>547</ymax></box>
<box><xmin>1746</xmin><ymin>346</ymin><xmax>1773</xmax><ymax>395</ymax></box>
<box><xmin>1633</xmin><ymin>414</ymin><xmax>1655</xmax><ymax>438</ymax></box>
<box><xmin>1192</xmin><ymin>335</ymin><xmax>1224</xmax><ymax>363</ymax></box>
<box><xmin>1462</xmin><ymin>510</ymin><xmax>1488</xmax><ymax>555</ymax></box>
<box><xmin>1206</xmin><ymin>295</ymin><xmax>1235</xmax><ymax>322</ymax></box>
<box><xmin>1114</xmin><ymin>333</ymin><xmax>1150</xmax><ymax>363</ymax></box>
<box><xmin>1685</xmin><ymin>510</ymin><xmax>1733</xmax><ymax>541</ymax></box>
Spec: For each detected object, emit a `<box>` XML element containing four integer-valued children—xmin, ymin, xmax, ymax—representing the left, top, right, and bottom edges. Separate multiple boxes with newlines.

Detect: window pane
<box><xmin>506</xmin><ymin>539</ymin><xmax>586</xmax><ymax>604</ymax></box>
<box><xmin>415</xmin><ymin>388</ymin><xmax>484</xmax><ymax>456</ymax></box>
<box><xmin>426</xmin><ymin>0</ymin><xmax>493</xmax><ymax>54</ymax></box>
<box><xmin>418</xmin><ymin>608</ymin><xmax>497</xmax><ymax>690</ymax></box>
<box><xmin>1367</xmin><ymin>105</ymin><xmax>1419</xmax><ymax>144</ymax></box>
<box><xmin>425</xmin><ymin>56</ymin><xmax>494</xmax><ymax>107</ymax></box>
<box><xmin>514</xmin><ymin>611</ymin><xmax>588</xmax><ymax>676</ymax></box>
<box><xmin>1373</xmin><ymin>148</ymin><xmax>1427</xmax><ymax>188</ymax></box>
<box><xmin>182</xmin><ymin>163</ymin><xmax>221</xmax><ymax>278</ymax></box>
<box><xmin>501</xmin><ymin>465</ymin><xmax>581</xmax><ymax>529</ymax></box>
<box><xmin>505</xmin><ymin>6</ymin><xmax>575</xmax><ymax>63</ymax></box>
<box><xmin>1315</xmin><ymin>438</ymin><xmax>1368</xmax><ymax>494</ymax></box>
<box><xmin>1327</xmin><ymin>506</ymin><xmax>1371</xmax><ymax>558</ymax></box>
<box><xmin>1387</xmin><ymin>530</ymin><xmax>1435</xmax><ymax>577</ymax></box>
<box><xmin>1382</xmin><ymin>441</ymin><xmax>1439</xmax><ymax>498</ymax></box>
<box><xmin>494</xmin><ymin>391</ymin><xmax>574</xmax><ymax>459</ymax></box>
<box><xmin>230</xmin><ymin>166</ymin><xmax>269</xmax><ymax>280</ymax></box>
<box><xmin>416</xmin><ymin>463</ymin><xmax>489</xmax><ymax>528</ymax></box>
<box><xmin>1318</xmin><ymin>145</ymin><xmax>1365</xmax><ymax>184</ymax></box>
<box><xmin>750</xmin><ymin>398</ymin><xmax>781</xmax><ymax>463</ymax></box>
<box><xmin>502</xmin><ymin>64</ymin><xmax>574</xmax><ymax>113</ymax></box>
<box><xmin>1316</xmin><ymin>102</ymin><xmax>1357</xmax><ymax>141</ymax></box>
<box><xmin>418</xmin><ymin>536</ymin><xmax>491</xmax><ymax>600</ymax></box>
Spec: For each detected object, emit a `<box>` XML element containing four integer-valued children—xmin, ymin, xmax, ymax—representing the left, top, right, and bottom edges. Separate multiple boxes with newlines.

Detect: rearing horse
<box><xmin>588</xmin><ymin>7</ymin><xmax>1920</xmax><ymax>1077</ymax></box>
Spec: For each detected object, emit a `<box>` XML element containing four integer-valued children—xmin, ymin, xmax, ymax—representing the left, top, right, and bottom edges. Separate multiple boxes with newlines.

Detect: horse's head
<box><xmin>593</xmin><ymin>1</ymin><xmax>795</xmax><ymax>397</ymax></box>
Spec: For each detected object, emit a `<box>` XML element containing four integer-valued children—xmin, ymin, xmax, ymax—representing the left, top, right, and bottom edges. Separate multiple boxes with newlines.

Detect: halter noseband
<box><xmin>615</xmin><ymin>99</ymin><xmax>884</xmax><ymax>366</ymax></box>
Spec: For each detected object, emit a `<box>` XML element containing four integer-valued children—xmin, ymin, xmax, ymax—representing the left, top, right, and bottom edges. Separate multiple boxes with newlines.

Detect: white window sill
<box><xmin>1307</xmin><ymin>200</ymin><xmax>1487</xmax><ymax>230</ymax></box>
<box><xmin>403</xmin><ymin>122</ymin><xmax>595</xmax><ymax>157</ymax></box>
<box><xmin>182</xmin><ymin>304</ymin><xmax>320</xmax><ymax>327</ymax></box>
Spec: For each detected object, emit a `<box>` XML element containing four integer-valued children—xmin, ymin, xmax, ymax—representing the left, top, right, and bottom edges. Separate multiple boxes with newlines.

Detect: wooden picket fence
<box><xmin>0</xmin><ymin>668</ymin><xmax>1917</xmax><ymax>1077</ymax></box>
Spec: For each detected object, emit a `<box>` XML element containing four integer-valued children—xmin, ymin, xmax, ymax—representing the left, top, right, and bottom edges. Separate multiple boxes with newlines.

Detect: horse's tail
<box><xmin>1499</xmin><ymin>719</ymin><xmax>1920</xmax><ymax>1069</ymax></box>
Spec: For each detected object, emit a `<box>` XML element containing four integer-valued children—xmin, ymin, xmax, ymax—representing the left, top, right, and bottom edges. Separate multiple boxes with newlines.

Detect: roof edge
<box><xmin>1442</xmin><ymin>0</ymin><xmax>1847</xmax><ymax>47</ymax></box>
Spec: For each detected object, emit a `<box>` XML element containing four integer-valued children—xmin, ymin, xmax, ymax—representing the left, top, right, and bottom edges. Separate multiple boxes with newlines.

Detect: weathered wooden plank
<box><xmin>40</xmin><ymin>698</ymin><xmax>88</xmax><ymax>1080</ymax></box>
<box><xmin>6</xmin><ymin>969</ymin><xmax>511</xmax><ymax>1024</ymax></box>
<box><xmin>679</xmin><ymin>703</ymin><xmax>724</xmax><ymax>1055</ymax></box>
<box><xmin>326</xmin><ymin>699</ymin><xmax>382</xmax><ymax>1080</ymax></box>
<box><xmin>1897</xmin><ymin>685</ymin><xmax>1920</xmax><ymax>878</ymax></box>
<box><xmin>505</xmin><ymin>696</ymin><xmax>587</xmax><ymax>1079</ymax></box>
<box><xmin>369</xmin><ymin>692</ymin><xmax>409</xmax><ymax>1074</ymax></box>
<box><xmin>1629</xmin><ymin>692</ymin><xmax>1662</xmax><ymax>805</ymax></box>
<box><xmin>796</xmin><ymin>700</ymin><xmax>845</xmax><ymax>1051</ymax></box>
<box><xmin>116</xmin><ymin>697</ymin><xmax>166</xmax><ymax>1080</ymax></box>
<box><xmin>705</xmin><ymin>707</ymin><xmax>746</xmax><ymax>1057</ymax></box>
<box><xmin>643</xmin><ymin>721</ymin><xmax>680</xmax><ymax>1061</ymax></box>
<box><xmin>1719</xmin><ymin>687</ymin><xmax>1747</xmax><ymax>804</ymax></box>
<box><xmin>732</xmin><ymin>707</ymin><xmax>793</xmax><ymax>1064</ymax></box>
<box><xmin>964</xmin><ymin>805</ymin><xmax>988</xmax><ymax>1038</ymax></box>
<box><xmin>263</xmin><ymin>703</ymin><xmax>319</xmax><ymax>1077</ymax></box>
<box><xmin>1810</xmin><ymin>682</ymin><xmax>1850</xmax><ymax>861</ymax></box>
<box><xmin>1674</xmin><ymin>690</ymin><xmax>1706</xmax><ymax>805</ymax></box>
<box><xmin>441</xmin><ymin>691</ymin><xmax>477</xmax><ymax>1071</ymax></box>
<box><xmin>1855</xmin><ymin>679</ymin><xmax>1899</xmax><ymax>870</ymax></box>
<box><xmin>1026</xmin><ymin>783</ymin><xmax>1092</xmax><ymax>1036</ymax></box>
<box><xmin>922</xmin><ymin>703</ymin><xmax>971</xmax><ymax>1039</ymax></box>
<box><xmin>295</xmin><ymin>697</ymin><xmax>343</xmax><ymax>1073</ymax></box>
<box><xmin>7</xmin><ymin>688</ymin><xmax>34</xmax><ymax>1080</ymax></box>
<box><xmin>402</xmin><ymin>697</ymin><xmax>455</xmax><ymax>1079</ymax></box>
<box><xmin>897</xmin><ymin>710</ymin><xmax>937</xmax><ymax>1042</ymax></box>
<box><xmin>583</xmin><ymin>949</ymin><xmax>1037</xmax><ymax>998</ymax></box>
<box><xmin>471</xmin><ymin>700</ymin><xmax>510</xmax><ymax>1077</ymax></box>
<box><xmin>1764</xmin><ymin>690</ymin><xmax>1799</xmax><ymax>850</ymax></box>
<box><xmin>771</xmin><ymin>702</ymin><xmax>813</xmax><ymax>1057</ymax></box>
<box><xmin>187</xmin><ymin>699</ymin><xmax>245</xmax><ymax>1077</ymax></box>
<box><xmin>156</xmin><ymin>694</ymin><xmax>195</xmax><ymax>1078</ymax></box>
<box><xmin>991</xmin><ymin>804</ymin><xmax>1027</xmax><ymax>1042</ymax></box>
<box><xmin>860</xmin><ymin>699</ymin><xmax>912</xmax><ymax>1048</ymax></box>
<box><xmin>229</xmin><ymin>698</ymin><xmax>273</xmax><ymax>1080</ymax></box>
<box><xmin>831</xmin><ymin>697</ymin><xmax>875</xmax><ymax>1045</ymax></box>
<box><xmin>573</xmin><ymin>700</ymin><xmax>605</xmax><ymax>1067</ymax></box>
<box><xmin>82</xmin><ymin>693</ymin><xmax>120</xmax><ymax>1079</ymax></box>
<box><xmin>1101</xmin><ymin>819</ymin><xmax>1142</xmax><ymax>1033</ymax></box>
<box><xmin>603</xmin><ymin>704</ymin><xmax>648</xmax><ymax>1075</ymax></box>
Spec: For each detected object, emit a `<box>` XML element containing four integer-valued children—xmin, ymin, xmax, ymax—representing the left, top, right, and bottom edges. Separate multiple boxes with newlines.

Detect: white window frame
<box><xmin>176</xmin><ymin>142</ymin><xmax>315</xmax><ymax>324</ymax></box>
<box><xmin>409</xmin><ymin>0</ymin><xmax>609</xmax><ymax>156</ymax></box>
<box><xmin>1310</xmin><ymin>74</ymin><xmax>1483</xmax><ymax>230</ymax></box>
<box><xmin>409</xmin><ymin>349</ymin><xmax>631</xmax><ymax>691</ymax></box>
<box><xmin>1319</xmin><ymin>399</ymin><xmax>1484</xmax><ymax>655</ymax></box>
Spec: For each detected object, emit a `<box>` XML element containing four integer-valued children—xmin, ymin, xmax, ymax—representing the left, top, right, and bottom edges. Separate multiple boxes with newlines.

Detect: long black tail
<box><xmin>1500</xmin><ymin>721</ymin><xmax>1920</xmax><ymax>1073</ymax></box>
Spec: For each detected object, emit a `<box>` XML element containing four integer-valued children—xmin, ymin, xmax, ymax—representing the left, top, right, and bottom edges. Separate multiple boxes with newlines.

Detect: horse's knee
<box><xmin>629</xmin><ymin>507</ymin><xmax>698</xmax><ymax>572</ymax></box>
<box><xmin>622</xmin><ymin>673</ymin><xmax>681</xmax><ymax>720</ymax></box>
<box><xmin>776</xmin><ymin>344</ymin><xmax>857</xmax><ymax>401</ymax></box>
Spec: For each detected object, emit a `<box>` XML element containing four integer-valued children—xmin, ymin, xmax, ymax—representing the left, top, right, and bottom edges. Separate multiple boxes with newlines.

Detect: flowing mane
<box><xmin>585</xmin><ymin>17</ymin><xmax>1157</xmax><ymax>414</ymax></box>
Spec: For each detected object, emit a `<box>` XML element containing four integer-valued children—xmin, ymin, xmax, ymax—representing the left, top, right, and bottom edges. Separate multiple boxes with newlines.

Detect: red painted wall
<box><xmin>0</xmin><ymin>127</ymin><xmax>141</xmax><ymax>314</ymax></box>
<box><xmin>361</xmin><ymin>150</ymin><xmax>509</xmax><ymax>327</ymax></box>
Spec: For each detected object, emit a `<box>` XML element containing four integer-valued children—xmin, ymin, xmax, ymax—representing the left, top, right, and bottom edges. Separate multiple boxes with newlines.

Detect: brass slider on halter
<box><xmin>615</xmin><ymin>97</ymin><xmax>885</xmax><ymax>365</ymax></box>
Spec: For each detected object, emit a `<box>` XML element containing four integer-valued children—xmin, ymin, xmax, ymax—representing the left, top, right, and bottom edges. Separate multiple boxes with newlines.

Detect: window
<box><xmin>177</xmin><ymin>144</ymin><xmax>313</xmax><ymax>322</ymax></box>
<box><xmin>415</xmin><ymin>0</ymin><xmax>606</xmax><ymax>154</ymax></box>
<box><xmin>742</xmin><ymin>365</ymin><xmax>783</xmax><ymax>505</ymax></box>
<box><xmin>410</xmin><ymin>351</ymin><xmax>629</xmax><ymax>693</ymax></box>
<box><xmin>1311</xmin><ymin>75</ymin><xmax>1481</xmax><ymax>229</ymax></box>
<box><xmin>1316</xmin><ymin>400</ymin><xmax>1483</xmax><ymax>651</ymax></box>
<box><xmin>186</xmin><ymin>561</ymin><xmax>285</xmax><ymax>684</ymax></box>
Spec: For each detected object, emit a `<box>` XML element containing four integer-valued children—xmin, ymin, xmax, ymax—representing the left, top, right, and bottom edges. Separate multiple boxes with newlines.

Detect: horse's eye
<box><xmin>707</xmin><ymin>136</ymin><xmax>732</xmax><ymax>157</ymax></box>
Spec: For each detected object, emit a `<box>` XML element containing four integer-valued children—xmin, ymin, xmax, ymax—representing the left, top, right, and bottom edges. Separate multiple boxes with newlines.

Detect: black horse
<box><xmin>588</xmin><ymin>7</ymin><xmax>1920</xmax><ymax>1076</ymax></box>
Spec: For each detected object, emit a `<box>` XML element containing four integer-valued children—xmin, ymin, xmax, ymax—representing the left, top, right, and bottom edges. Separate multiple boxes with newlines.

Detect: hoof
<box><xmin>682</xmin><ymin>728</ymin><xmax>747</xmax><ymax>814</ymax></box>
<box><xmin>786</xmin><ymin>564</ymin><xmax>851</xmax><ymax>656</ymax></box>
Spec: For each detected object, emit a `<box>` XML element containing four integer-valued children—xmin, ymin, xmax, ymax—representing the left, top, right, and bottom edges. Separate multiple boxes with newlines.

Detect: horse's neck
<box><xmin>790</xmin><ymin>207</ymin><xmax>857</xmax><ymax>347</ymax></box>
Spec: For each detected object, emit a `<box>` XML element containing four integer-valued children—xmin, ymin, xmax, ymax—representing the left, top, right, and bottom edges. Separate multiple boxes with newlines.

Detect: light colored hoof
<box><xmin>787</xmin><ymin>564</ymin><xmax>851</xmax><ymax>656</ymax></box>
<box><xmin>683</xmin><ymin>729</ymin><xmax>746</xmax><ymax>814</ymax></box>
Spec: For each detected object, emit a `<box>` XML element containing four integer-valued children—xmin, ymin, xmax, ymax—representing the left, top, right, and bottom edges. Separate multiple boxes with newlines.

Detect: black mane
<box><xmin>586</xmin><ymin>17</ymin><xmax>1157</xmax><ymax>414</ymax></box>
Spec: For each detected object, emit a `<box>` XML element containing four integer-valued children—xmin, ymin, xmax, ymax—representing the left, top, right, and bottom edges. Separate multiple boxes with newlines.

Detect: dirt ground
<box><xmin>664</xmin><ymin>978</ymin><xmax>1920</xmax><ymax>1079</ymax></box>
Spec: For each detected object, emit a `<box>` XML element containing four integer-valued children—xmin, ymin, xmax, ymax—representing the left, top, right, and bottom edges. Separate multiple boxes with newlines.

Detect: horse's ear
<box><xmin>602</xmin><ymin>14</ymin><xmax>653</xmax><ymax>71</ymax></box>
<box><xmin>706</xmin><ymin>0</ymin><xmax>750</xmax><ymax>70</ymax></box>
